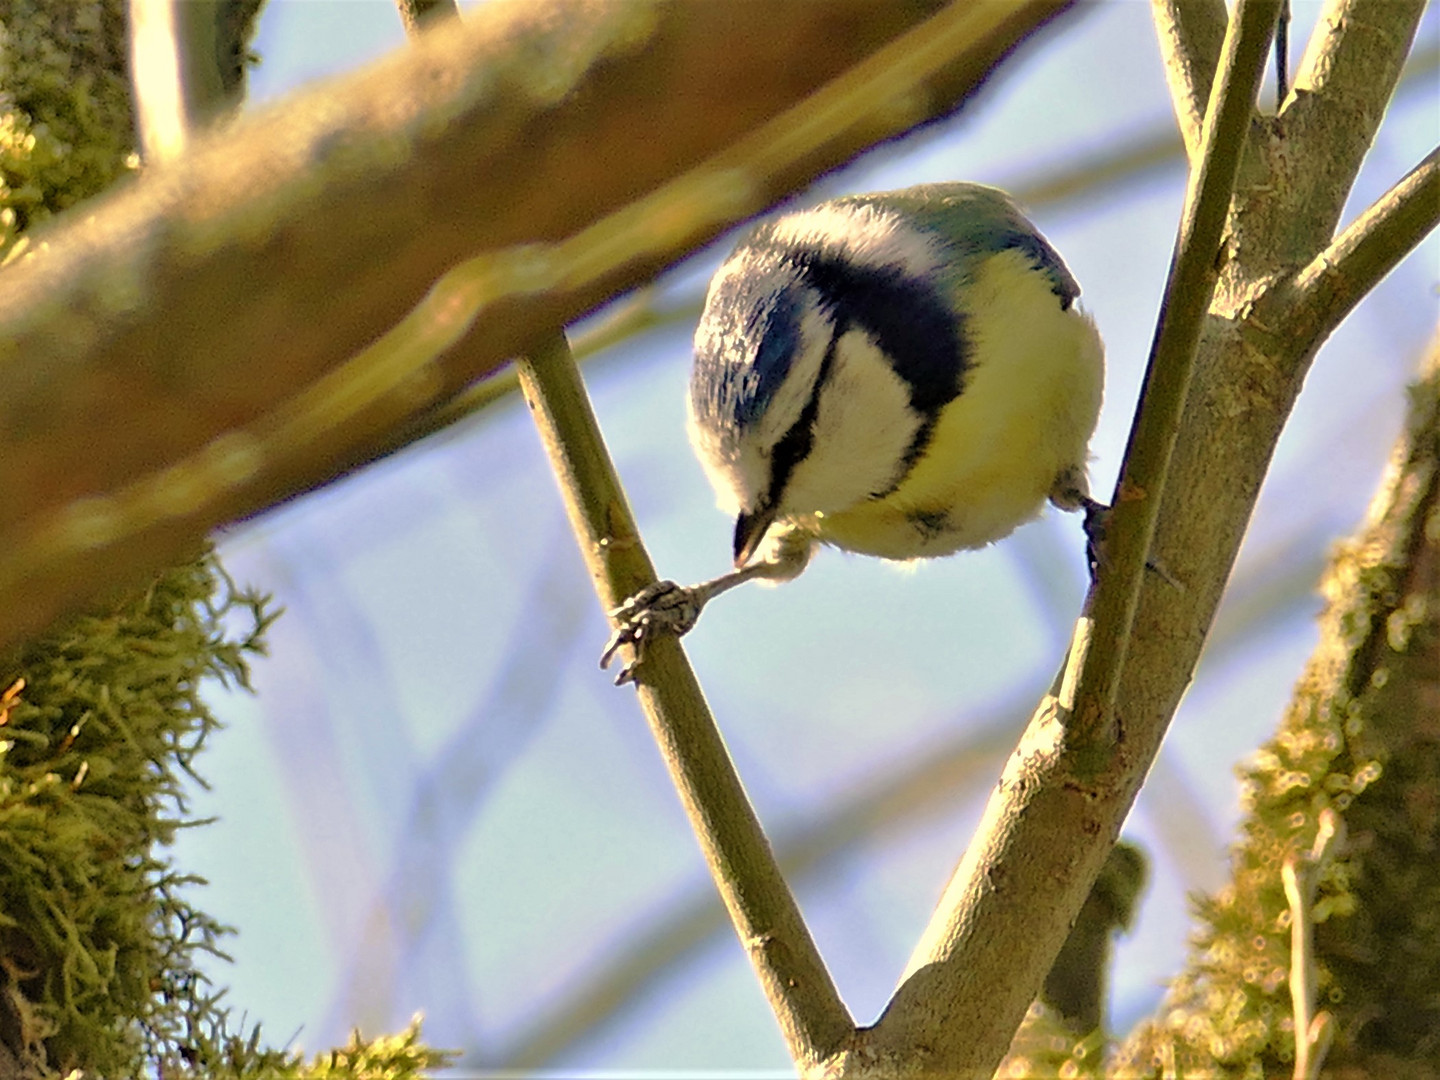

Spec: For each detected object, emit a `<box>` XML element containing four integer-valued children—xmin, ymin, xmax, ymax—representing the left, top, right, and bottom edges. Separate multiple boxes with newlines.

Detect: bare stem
<box><xmin>1150</xmin><ymin>0</ymin><xmax>1228</xmax><ymax>161</ymax></box>
<box><xmin>1074</xmin><ymin>0</ymin><xmax>1283</xmax><ymax>755</ymax></box>
<box><xmin>1279</xmin><ymin>146</ymin><xmax>1440</xmax><ymax>354</ymax></box>
<box><xmin>1284</xmin><ymin>810</ymin><xmax>1341</xmax><ymax>1080</ymax></box>
<box><xmin>514</xmin><ymin>332</ymin><xmax>854</xmax><ymax>1068</ymax></box>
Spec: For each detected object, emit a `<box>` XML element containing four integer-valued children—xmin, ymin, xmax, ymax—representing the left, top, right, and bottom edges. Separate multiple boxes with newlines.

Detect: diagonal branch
<box><xmin>514</xmin><ymin>332</ymin><xmax>853</xmax><ymax>1068</ymax></box>
<box><xmin>1277</xmin><ymin>146</ymin><xmax>1440</xmax><ymax>355</ymax></box>
<box><xmin>1070</xmin><ymin>0</ymin><xmax>1283</xmax><ymax>757</ymax></box>
<box><xmin>0</xmin><ymin>0</ymin><xmax>1072</xmax><ymax>656</ymax></box>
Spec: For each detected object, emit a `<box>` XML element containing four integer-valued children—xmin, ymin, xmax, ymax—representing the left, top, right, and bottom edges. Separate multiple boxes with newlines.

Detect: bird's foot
<box><xmin>600</xmin><ymin>580</ymin><xmax>707</xmax><ymax>686</ymax></box>
<box><xmin>1080</xmin><ymin>496</ymin><xmax>1110</xmax><ymax>580</ymax></box>
<box><xmin>1075</xmin><ymin>498</ymin><xmax>1184</xmax><ymax>591</ymax></box>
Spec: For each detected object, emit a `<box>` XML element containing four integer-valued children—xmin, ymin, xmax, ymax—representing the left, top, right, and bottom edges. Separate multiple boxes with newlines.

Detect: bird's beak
<box><xmin>733</xmin><ymin>506</ymin><xmax>777</xmax><ymax>568</ymax></box>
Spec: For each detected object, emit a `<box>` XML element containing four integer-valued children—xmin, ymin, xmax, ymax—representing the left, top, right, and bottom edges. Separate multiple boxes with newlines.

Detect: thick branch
<box><xmin>0</xmin><ymin>0</ymin><xmax>1072</xmax><ymax>656</ymax></box>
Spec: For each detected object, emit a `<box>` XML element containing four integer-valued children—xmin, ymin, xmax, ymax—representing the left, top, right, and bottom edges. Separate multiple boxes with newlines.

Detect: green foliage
<box><xmin>0</xmin><ymin>0</ymin><xmax>136</xmax><ymax>256</ymax></box>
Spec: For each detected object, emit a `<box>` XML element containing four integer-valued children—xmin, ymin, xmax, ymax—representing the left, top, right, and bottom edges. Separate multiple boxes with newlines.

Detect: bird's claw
<box><xmin>1081</xmin><ymin>497</ymin><xmax>1110</xmax><ymax>580</ymax></box>
<box><xmin>600</xmin><ymin>580</ymin><xmax>706</xmax><ymax>686</ymax></box>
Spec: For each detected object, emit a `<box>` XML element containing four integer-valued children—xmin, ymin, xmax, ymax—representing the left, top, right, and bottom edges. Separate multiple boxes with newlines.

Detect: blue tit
<box><xmin>603</xmin><ymin>182</ymin><xmax>1104</xmax><ymax>684</ymax></box>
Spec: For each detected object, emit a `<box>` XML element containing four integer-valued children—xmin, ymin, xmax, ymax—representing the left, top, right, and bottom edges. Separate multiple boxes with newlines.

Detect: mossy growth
<box><xmin>0</xmin><ymin>551</ymin><xmax>271</xmax><ymax>1075</ymax></box>
<box><xmin>0</xmin><ymin>2</ymin><xmax>453</xmax><ymax>1074</ymax></box>
<box><xmin>1001</xmin><ymin>1004</ymin><xmax>1110</xmax><ymax>1080</ymax></box>
<box><xmin>0</xmin><ymin>0</ymin><xmax>137</xmax><ymax>256</ymax></box>
<box><xmin>0</xmin><ymin>556</ymin><xmax>456</xmax><ymax>1078</ymax></box>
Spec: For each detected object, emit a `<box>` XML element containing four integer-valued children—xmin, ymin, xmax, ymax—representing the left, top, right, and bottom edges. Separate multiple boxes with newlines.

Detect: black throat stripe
<box><xmin>763</xmin><ymin>248</ymin><xmax>970</xmax><ymax>509</ymax></box>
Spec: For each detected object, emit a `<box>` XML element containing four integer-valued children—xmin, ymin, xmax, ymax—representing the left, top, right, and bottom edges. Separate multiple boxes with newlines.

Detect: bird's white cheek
<box><xmin>783</xmin><ymin>328</ymin><xmax>921</xmax><ymax>515</ymax></box>
<box><xmin>687</xmin><ymin>302</ymin><xmax>836</xmax><ymax>518</ymax></box>
<box><xmin>686</xmin><ymin>412</ymin><xmax>762</xmax><ymax>517</ymax></box>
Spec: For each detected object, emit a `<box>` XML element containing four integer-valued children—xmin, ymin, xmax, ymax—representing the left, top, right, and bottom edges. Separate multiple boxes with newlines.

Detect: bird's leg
<box><xmin>1050</xmin><ymin>468</ymin><xmax>1110</xmax><ymax>579</ymax></box>
<box><xmin>1049</xmin><ymin>470</ymin><xmax>1184</xmax><ymax>590</ymax></box>
<box><xmin>601</xmin><ymin>528</ymin><xmax>813</xmax><ymax>685</ymax></box>
<box><xmin>1079</xmin><ymin>496</ymin><xmax>1111</xmax><ymax>581</ymax></box>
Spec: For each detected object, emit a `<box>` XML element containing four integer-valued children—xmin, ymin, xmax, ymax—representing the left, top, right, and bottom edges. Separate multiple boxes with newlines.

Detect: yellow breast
<box><xmin>810</xmin><ymin>247</ymin><xmax>1104</xmax><ymax>560</ymax></box>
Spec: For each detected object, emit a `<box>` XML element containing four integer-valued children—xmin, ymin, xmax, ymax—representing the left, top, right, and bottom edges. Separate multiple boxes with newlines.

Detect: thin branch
<box><xmin>1150</xmin><ymin>0</ymin><xmax>1228</xmax><ymax>161</ymax></box>
<box><xmin>854</xmin><ymin>2</ymin><xmax>1283</xmax><ymax>1074</ymax></box>
<box><xmin>1071</xmin><ymin>0</ymin><xmax>1282</xmax><ymax>757</ymax></box>
<box><xmin>1278</xmin><ymin>0</ymin><xmax>1429</xmax><ymax>245</ymax></box>
<box><xmin>0</xmin><ymin>0</ymin><xmax>1072</xmax><ymax>656</ymax></box>
<box><xmin>128</xmin><ymin>0</ymin><xmax>191</xmax><ymax>161</ymax></box>
<box><xmin>513</xmin><ymin>332</ymin><xmax>853</xmax><ymax>1068</ymax></box>
<box><xmin>127</xmin><ymin>0</ymin><xmax>253</xmax><ymax>161</ymax></box>
<box><xmin>1278</xmin><ymin>146</ymin><xmax>1440</xmax><ymax>355</ymax></box>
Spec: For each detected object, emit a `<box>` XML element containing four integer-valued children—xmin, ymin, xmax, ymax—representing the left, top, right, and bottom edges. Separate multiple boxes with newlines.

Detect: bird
<box><xmin>601</xmin><ymin>182</ymin><xmax>1105</xmax><ymax>685</ymax></box>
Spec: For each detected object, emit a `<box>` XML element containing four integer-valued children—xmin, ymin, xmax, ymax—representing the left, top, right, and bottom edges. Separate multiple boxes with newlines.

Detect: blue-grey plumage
<box><xmin>601</xmin><ymin>183</ymin><xmax>1104</xmax><ymax>684</ymax></box>
<box><xmin>687</xmin><ymin>182</ymin><xmax>1104</xmax><ymax>573</ymax></box>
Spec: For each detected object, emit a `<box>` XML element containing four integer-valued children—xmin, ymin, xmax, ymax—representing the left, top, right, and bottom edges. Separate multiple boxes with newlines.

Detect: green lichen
<box><xmin>0</xmin><ymin>0</ymin><xmax>136</xmax><ymax>255</ymax></box>
<box><xmin>0</xmin><ymin>3</ymin><xmax>452</xmax><ymax>1074</ymax></box>
<box><xmin>0</xmin><ymin>552</ymin><xmax>275</xmax><ymax>1076</ymax></box>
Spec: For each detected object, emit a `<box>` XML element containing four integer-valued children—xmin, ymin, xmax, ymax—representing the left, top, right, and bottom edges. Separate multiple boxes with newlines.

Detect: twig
<box><xmin>128</xmin><ymin>0</ymin><xmax>192</xmax><ymax>162</ymax></box>
<box><xmin>1275</xmin><ymin>0</ymin><xmax>1291</xmax><ymax>107</ymax></box>
<box><xmin>127</xmin><ymin>0</ymin><xmax>252</xmax><ymax>162</ymax></box>
<box><xmin>1150</xmin><ymin>0</ymin><xmax>1228</xmax><ymax>161</ymax></box>
<box><xmin>514</xmin><ymin>331</ymin><xmax>853</xmax><ymax>1068</ymax></box>
<box><xmin>1069</xmin><ymin>0</ymin><xmax>1282</xmax><ymax>757</ymax></box>
<box><xmin>1279</xmin><ymin>147</ymin><xmax>1440</xmax><ymax>355</ymax></box>
<box><xmin>1282</xmin><ymin>809</ymin><xmax>1341</xmax><ymax>1080</ymax></box>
